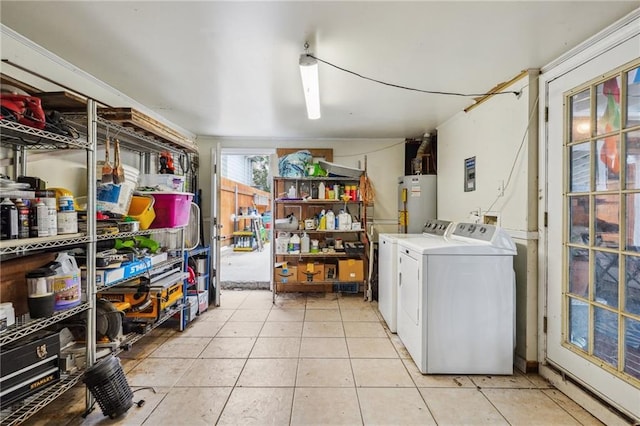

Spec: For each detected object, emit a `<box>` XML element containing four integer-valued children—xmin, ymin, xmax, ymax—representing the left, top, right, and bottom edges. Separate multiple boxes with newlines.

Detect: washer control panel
<box><xmin>421</xmin><ymin>219</ymin><xmax>452</xmax><ymax>236</ymax></box>
<box><xmin>452</xmin><ymin>222</ymin><xmax>496</xmax><ymax>242</ymax></box>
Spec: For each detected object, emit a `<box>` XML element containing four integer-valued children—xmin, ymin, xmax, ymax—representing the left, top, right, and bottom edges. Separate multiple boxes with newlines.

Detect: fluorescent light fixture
<box><xmin>299</xmin><ymin>54</ymin><xmax>321</xmax><ymax>119</ymax></box>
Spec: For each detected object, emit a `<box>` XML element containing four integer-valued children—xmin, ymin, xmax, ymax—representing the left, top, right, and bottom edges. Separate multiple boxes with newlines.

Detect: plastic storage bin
<box><xmin>149</xmin><ymin>192</ymin><xmax>193</xmax><ymax>228</ymax></box>
<box><xmin>139</xmin><ymin>174</ymin><xmax>186</xmax><ymax>192</ymax></box>
<box><xmin>127</xmin><ymin>196</ymin><xmax>156</xmax><ymax>230</ymax></box>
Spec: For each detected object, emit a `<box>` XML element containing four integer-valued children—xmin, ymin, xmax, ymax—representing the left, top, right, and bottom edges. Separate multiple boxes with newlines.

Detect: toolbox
<box><xmin>98</xmin><ymin>273</ymin><xmax>186</xmax><ymax>321</ymax></box>
<box><xmin>0</xmin><ymin>330</ymin><xmax>60</xmax><ymax>409</ymax></box>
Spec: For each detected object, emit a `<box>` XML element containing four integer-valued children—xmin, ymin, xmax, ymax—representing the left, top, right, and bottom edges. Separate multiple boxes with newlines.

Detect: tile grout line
<box><xmin>213</xmin><ymin>301</ymin><xmax>268</xmax><ymax>425</ymax></box>
<box><xmin>339</xmin><ymin>296</ymin><xmax>366</xmax><ymax>425</ymax></box>
<box><xmin>289</xmin><ymin>294</ymin><xmax>308</xmax><ymax>426</ymax></box>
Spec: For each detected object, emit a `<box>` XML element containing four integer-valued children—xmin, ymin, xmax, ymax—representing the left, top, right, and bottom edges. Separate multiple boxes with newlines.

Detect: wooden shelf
<box><xmin>275</xmin><ymin>252</ymin><xmax>357</xmax><ymax>258</ymax></box>
<box><xmin>275</xmin><ymin>282</ymin><xmax>333</xmax><ymax>293</ymax></box>
<box><xmin>278</xmin><ymin>229</ymin><xmax>364</xmax><ymax>234</ymax></box>
<box><xmin>33</xmin><ymin>91</ymin><xmax>87</xmax><ymax>111</ymax></box>
<box><xmin>275</xmin><ymin>199</ymin><xmax>361</xmax><ymax>204</ymax></box>
<box><xmin>98</xmin><ymin>107</ymin><xmax>197</xmax><ymax>153</ymax></box>
<box><xmin>275</xmin><ymin>281</ymin><xmax>363</xmax><ymax>293</ymax></box>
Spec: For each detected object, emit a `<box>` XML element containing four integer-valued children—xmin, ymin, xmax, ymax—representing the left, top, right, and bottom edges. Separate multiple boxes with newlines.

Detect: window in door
<box><xmin>565</xmin><ymin>60</ymin><xmax>640</xmax><ymax>385</ymax></box>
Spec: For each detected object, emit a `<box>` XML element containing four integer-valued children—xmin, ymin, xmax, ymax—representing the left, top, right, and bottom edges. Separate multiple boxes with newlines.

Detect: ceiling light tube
<box><xmin>299</xmin><ymin>54</ymin><xmax>321</xmax><ymax>120</ymax></box>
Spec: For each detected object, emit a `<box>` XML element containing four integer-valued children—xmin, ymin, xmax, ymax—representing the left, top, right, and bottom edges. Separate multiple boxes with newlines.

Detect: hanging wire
<box><xmin>305</xmin><ymin>53</ymin><xmax>521</xmax><ymax>98</ymax></box>
<box><xmin>482</xmin><ymin>93</ymin><xmax>540</xmax><ymax>215</ymax></box>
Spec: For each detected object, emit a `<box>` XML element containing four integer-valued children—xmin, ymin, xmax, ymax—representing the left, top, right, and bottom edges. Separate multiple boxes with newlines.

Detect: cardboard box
<box><xmin>338</xmin><ymin>259</ymin><xmax>364</xmax><ymax>282</ymax></box>
<box><xmin>297</xmin><ymin>261</ymin><xmax>325</xmax><ymax>283</ymax></box>
<box><xmin>274</xmin><ymin>263</ymin><xmax>297</xmax><ymax>283</ymax></box>
<box><xmin>324</xmin><ymin>262</ymin><xmax>338</xmax><ymax>281</ymax></box>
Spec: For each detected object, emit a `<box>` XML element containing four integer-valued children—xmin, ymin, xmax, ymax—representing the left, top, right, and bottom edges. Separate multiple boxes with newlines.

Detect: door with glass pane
<box><xmin>546</xmin><ymin>49</ymin><xmax>640</xmax><ymax>419</ymax></box>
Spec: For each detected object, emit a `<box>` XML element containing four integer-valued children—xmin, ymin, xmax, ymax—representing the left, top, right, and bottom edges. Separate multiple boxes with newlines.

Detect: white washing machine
<box><xmin>396</xmin><ymin>222</ymin><xmax>516</xmax><ymax>374</ymax></box>
<box><xmin>378</xmin><ymin>219</ymin><xmax>453</xmax><ymax>332</ymax></box>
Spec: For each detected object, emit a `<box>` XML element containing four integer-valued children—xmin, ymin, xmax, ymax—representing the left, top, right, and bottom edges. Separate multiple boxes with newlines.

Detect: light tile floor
<box><xmin>24</xmin><ymin>290</ymin><xmax>604</xmax><ymax>425</ymax></box>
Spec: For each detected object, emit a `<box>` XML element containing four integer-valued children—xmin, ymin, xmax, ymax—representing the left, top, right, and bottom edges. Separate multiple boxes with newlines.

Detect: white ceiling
<box><xmin>1</xmin><ymin>1</ymin><xmax>638</xmax><ymax>140</ymax></box>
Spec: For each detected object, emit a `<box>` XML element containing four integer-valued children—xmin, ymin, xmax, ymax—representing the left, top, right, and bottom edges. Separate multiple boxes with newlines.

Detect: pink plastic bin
<box><xmin>149</xmin><ymin>192</ymin><xmax>193</xmax><ymax>228</ymax></box>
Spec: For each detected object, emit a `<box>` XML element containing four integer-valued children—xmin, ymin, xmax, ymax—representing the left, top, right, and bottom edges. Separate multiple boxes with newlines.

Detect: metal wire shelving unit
<box><xmin>0</xmin><ymin>101</ymin><xmax>98</xmax><ymax>426</ymax></box>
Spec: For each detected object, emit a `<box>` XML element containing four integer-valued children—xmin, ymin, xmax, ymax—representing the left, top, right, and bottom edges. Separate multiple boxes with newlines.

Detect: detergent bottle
<box><xmin>318</xmin><ymin>210</ymin><xmax>326</xmax><ymax>230</ymax></box>
<box><xmin>338</xmin><ymin>210</ymin><xmax>352</xmax><ymax>231</ymax></box>
<box><xmin>318</xmin><ymin>182</ymin><xmax>325</xmax><ymax>200</ymax></box>
<box><xmin>325</xmin><ymin>210</ymin><xmax>335</xmax><ymax>231</ymax></box>
<box><xmin>289</xmin><ymin>233</ymin><xmax>301</xmax><ymax>254</ymax></box>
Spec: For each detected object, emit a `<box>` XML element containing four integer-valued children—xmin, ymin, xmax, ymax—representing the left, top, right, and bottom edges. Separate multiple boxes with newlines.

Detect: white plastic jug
<box><xmin>289</xmin><ymin>234</ymin><xmax>301</xmax><ymax>254</ymax></box>
<box><xmin>276</xmin><ymin>232</ymin><xmax>290</xmax><ymax>254</ymax></box>
<box><xmin>338</xmin><ymin>210</ymin><xmax>352</xmax><ymax>231</ymax></box>
<box><xmin>301</xmin><ymin>232</ymin><xmax>310</xmax><ymax>253</ymax></box>
<box><xmin>325</xmin><ymin>210</ymin><xmax>335</xmax><ymax>231</ymax></box>
<box><xmin>288</xmin><ymin>184</ymin><xmax>297</xmax><ymax>198</ymax></box>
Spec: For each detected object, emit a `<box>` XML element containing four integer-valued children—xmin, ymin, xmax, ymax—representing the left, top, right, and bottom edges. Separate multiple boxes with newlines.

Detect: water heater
<box><xmin>398</xmin><ymin>175</ymin><xmax>437</xmax><ymax>233</ymax></box>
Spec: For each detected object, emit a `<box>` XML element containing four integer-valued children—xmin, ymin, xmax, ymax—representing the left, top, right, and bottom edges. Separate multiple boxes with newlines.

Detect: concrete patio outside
<box><xmin>220</xmin><ymin>242</ymin><xmax>271</xmax><ymax>289</ymax></box>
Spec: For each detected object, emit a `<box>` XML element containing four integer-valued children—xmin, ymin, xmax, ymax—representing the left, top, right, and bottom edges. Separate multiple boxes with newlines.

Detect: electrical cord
<box><xmin>483</xmin><ymin>93</ymin><xmax>540</xmax><ymax>215</ymax></box>
<box><xmin>306</xmin><ymin>54</ymin><xmax>521</xmax><ymax>98</ymax></box>
<box><xmin>334</xmin><ymin>140</ymin><xmax>406</xmax><ymax>158</ymax></box>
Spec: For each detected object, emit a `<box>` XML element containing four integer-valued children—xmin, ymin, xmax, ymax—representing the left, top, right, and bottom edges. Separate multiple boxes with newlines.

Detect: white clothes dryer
<box><xmin>396</xmin><ymin>222</ymin><xmax>517</xmax><ymax>374</ymax></box>
<box><xmin>378</xmin><ymin>220</ymin><xmax>453</xmax><ymax>332</ymax></box>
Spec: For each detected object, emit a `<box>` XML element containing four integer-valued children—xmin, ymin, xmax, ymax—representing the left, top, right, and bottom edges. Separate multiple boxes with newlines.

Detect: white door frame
<box><xmin>538</xmin><ymin>9</ymin><xmax>640</xmax><ymax>420</ymax></box>
<box><xmin>210</xmin><ymin>143</ymin><xmax>222</xmax><ymax>306</ymax></box>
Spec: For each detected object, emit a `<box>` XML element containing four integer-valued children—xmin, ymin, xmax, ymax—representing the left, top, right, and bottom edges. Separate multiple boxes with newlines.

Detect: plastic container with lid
<box><xmin>26</xmin><ymin>267</ymin><xmax>56</xmax><ymax>318</ymax></box>
<box><xmin>301</xmin><ymin>232</ymin><xmax>310</xmax><ymax>253</ymax></box>
<box><xmin>0</xmin><ymin>302</ymin><xmax>15</xmax><ymax>331</ymax></box>
<box><xmin>142</xmin><ymin>192</ymin><xmax>193</xmax><ymax>229</ymax></box>
<box><xmin>288</xmin><ymin>233</ymin><xmax>301</xmax><ymax>254</ymax></box>
<box><xmin>325</xmin><ymin>210</ymin><xmax>335</xmax><ymax>231</ymax></box>
<box><xmin>338</xmin><ymin>210</ymin><xmax>352</xmax><ymax>231</ymax></box>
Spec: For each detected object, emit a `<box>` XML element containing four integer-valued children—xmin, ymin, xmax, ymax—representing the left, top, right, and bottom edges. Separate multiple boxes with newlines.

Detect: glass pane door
<box><xmin>565</xmin><ymin>64</ymin><xmax>640</xmax><ymax>385</ymax></box>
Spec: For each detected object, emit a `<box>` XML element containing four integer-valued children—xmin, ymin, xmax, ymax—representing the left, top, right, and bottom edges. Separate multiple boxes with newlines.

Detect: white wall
<box><xmin>437</xmin><ymin>76</ymin><xmax>533</xmax><ymax>229</ymax></box>
<box><xmin>196</xmin><ymin>137</ymin><xmax>405</xmax><ymax>242</ymax></box>
<box><xmin>437</xmin><ymin>72</ymin><xmax>540</xmax><ymax>369</ymax></box>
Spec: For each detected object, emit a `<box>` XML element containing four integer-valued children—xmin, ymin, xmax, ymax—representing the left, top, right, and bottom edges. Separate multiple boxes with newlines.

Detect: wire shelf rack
<box><xmin>0</xmin><ymin>120</ymin><xmax>91</xmax><ymax>150</ymax></box>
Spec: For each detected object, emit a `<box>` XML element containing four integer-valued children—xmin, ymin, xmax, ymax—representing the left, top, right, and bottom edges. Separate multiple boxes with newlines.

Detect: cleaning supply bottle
<box><xmin>318</xmin><ymin>210</ymin><xmax>326</xmax><ymax>230</ymax></box>
<box><xmin>325</xmin><ymin>210</ymin><xmax>335</xmax><ymax>231</ymax></box>
<box><xmin>289</xmin><ymin>233</ymin><xmax>301</xmax><ymax>254</ymax></box>
<box><xmin>318</xmin><ymin>181</ymin><xmax>325</xmax><ymax>200</ymax></box>
<box><xmin>288</xmin><ymin>184</ymin><xmax>297</xmax><ymax>198</ymax></box>
<box><xmin>301</xmin><ymin>232</ymin><xmax>310</xmax><ymax>253</ymax></box>
<box><xmin>338</xmin><ymin>210</ymin><xmax>352</xmax><ymax>230</ymax></box>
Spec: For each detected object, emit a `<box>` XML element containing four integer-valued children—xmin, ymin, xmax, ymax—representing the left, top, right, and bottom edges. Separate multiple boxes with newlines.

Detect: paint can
<box><xmin>57</xmin><ymin>211</ymin><xmax>78</xmax><ymax>234</ymax></box>
<box><xmin>58</xmin><ymin>196</ymin><xmax>75</xmax><ymax>212</ymax></box>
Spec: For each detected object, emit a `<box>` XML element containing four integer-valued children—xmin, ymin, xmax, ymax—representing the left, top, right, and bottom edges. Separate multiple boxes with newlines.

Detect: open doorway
<box><xmin>218</xmin><ymin>148</ymin><xmax>274</xmax><ymax>289</ymax></box>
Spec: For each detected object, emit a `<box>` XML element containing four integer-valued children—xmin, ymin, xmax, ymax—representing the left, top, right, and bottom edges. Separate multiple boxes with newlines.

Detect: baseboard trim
<box><xmin>539</xmin><ymin>364</ymin><xmax>639</xmax><ymax>425</ymax></box>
